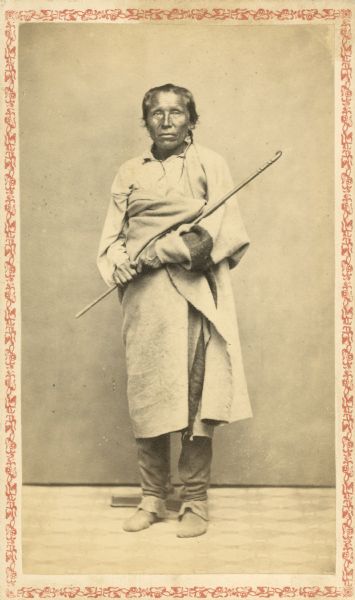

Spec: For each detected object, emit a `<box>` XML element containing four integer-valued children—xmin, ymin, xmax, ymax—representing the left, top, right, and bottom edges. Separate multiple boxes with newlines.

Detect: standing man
<box><xmin>97</xmin><ymin>83</ymin><xmax>252</xmax><ymax>538</ymax></box>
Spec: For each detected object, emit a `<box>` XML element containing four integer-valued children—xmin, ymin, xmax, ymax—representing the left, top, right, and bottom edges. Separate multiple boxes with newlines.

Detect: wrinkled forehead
<box><xmin>148</xmin><ymin>91</ymin><xmax>189</xmax><ymax>112</ymax></box>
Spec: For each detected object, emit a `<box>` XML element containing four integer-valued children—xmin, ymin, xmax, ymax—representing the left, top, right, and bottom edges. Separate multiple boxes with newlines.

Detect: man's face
<box><xmin>146</xmin><ymin>91</ymin><xmax>192</xmax><ymax>158</ymax></box>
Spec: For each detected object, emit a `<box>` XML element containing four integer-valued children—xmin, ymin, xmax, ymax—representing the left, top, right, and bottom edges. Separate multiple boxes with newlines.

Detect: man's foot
<box><xmin>176</xmin><ymin>509</ymin><xmax>208</xmax><ymax>538</ymax></box>
<box><xmin>123</xmin><ymin>509</ymin><xmax>159</xmax><ymax>532</ymax></box>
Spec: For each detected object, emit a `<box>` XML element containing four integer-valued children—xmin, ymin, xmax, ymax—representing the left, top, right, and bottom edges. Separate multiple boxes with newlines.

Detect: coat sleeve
<box><xmin>97</xmin><ymin>168</ymin><xmax>131</xmax><ymax>287</ymax></box>
<box><xmin>154</xmin><ymin>153</ymin><xmax>250</xmax><ymax>270</ymax></box>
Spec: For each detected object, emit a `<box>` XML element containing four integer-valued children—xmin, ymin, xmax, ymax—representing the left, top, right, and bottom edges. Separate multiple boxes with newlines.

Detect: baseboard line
<box><xmin>22</xmin><ymin>482</ymin><xmax>336</xmax><ymax>489</ymax></box>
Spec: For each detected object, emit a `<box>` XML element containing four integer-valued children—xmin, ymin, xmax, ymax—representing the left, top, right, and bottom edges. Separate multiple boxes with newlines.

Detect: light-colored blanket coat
<box><xmin>98</xmin><ymin>143</ymin><xmax>252</xmax><ymax>438</ymax></box>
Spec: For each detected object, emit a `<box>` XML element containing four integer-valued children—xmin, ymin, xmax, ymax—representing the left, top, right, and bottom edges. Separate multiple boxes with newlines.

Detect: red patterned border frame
<box><xmin>3</xmin><ymin>6</ymin><xmax>353</xmax><ymax>600</ymax></box>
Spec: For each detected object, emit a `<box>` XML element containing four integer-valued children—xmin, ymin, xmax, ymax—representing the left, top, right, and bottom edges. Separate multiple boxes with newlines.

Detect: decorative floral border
<box><xmin>3</xmin><ymin>6</ymin><xmax>353</xmax><ymax>599</ymax></box>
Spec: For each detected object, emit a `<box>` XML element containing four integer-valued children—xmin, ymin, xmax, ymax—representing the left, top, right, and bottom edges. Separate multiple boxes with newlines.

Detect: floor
<box><xmin>22</xmin><ymin>486</ymin><xmax>336</xmax><ymax>575</ymax></box>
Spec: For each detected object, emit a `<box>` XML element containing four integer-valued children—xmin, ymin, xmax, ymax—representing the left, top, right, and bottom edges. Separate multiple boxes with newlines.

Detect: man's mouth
<box><xmin>159</xmin><ymin>133</ymin><xmax>176</xmax><ymax>138</ymax></box>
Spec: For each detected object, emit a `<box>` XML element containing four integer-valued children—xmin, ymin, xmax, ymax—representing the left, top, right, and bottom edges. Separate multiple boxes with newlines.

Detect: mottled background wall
<box><xmin>19</xmin><ymin>22</ymin><xmax>335</xmax><ymax>485</ymax></box>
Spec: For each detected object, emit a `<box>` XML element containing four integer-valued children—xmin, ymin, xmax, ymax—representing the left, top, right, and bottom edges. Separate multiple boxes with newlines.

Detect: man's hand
<box><xmin>113</xmin><ymin>259</ymin><xmax>138</xmax><ymax>285</ymax></box>
<box><xmin>136</xmin><ymin>244</ymin><xmax>162</xmax><ymax>274</ymax></box>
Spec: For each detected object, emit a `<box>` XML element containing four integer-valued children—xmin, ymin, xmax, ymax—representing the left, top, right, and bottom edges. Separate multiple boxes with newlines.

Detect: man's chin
<box><xmin>154</xmin><ymin>138</ymin><xmax>186</xmax><ymax>155</ymax></box>
<box><xmin>157</xmin><ymin>138</ymin><xmax>178</xmax><ymax>148</ymax></box>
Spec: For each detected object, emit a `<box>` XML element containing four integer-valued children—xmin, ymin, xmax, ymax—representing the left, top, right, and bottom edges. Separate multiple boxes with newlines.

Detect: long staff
<box><xmin>75</xmin><ymin>150</ymin><xmax>282</xmax><ymax>319</ymax></box>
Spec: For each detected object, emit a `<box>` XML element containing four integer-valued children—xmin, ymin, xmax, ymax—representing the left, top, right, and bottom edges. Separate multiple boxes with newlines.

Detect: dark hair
<box><xmin>142</xmin><ymin>83</ymin><xmax>199</xmax><ymax>129</ymax></box>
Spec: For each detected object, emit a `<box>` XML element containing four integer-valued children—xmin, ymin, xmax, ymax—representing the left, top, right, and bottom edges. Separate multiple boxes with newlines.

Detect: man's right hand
<box><xmin>113</xmin><ymin>259</ymin><xmax>138</xmax><ymax>285</ymax></box>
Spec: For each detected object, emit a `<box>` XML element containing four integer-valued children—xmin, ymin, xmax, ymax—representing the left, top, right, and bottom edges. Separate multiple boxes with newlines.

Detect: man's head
<box><xmin>142</xmin><ymin>84</ymin><xmax>199</xmax><ymax>159</ymax></box>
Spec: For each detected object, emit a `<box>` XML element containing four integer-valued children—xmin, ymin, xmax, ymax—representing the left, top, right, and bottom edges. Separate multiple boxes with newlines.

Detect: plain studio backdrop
<box><xmin>19</xmin><ymin>22</ymin><xmax>334</xmax><ymax>485</ymax></box>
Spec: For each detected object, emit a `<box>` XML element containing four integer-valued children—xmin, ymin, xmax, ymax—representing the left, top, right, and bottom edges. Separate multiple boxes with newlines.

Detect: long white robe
<box><xmin>98</xmin><ymin>143</ymin><xmax>252</xmax><ymax>438</ymax></box>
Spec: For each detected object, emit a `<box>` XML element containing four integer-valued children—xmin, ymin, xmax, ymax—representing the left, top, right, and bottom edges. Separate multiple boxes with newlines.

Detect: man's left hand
<box><xmin>136</xmin><ymin>244</ymin><xmax>162</xmax><ymax>274</ymax></box>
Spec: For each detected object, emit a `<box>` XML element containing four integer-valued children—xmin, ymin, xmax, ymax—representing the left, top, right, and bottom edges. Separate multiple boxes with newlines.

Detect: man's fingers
<box><xmin>121</xmin><ymin>265</ymin><xmax>136</xmax><ymax>279</ymax></box>
<box><xmin>125</xmin><ymin>265</ymin><xmax>137</xmax><ymax>277</ymax></box>
<box><xmin>114</xmin><ymin>263</ymin><xmax>137</xmax><ymax>284</ymax></box>
<box><xmin>136</xmin><ymin>260</ymin><xmax>144</xmax><ymax>274</ymax></box>
<box><xmin>113</xmin><ymin>258</ymin><xmax>140</xmax><ymax>285</ymax></box>
<box><xmin>114</xmin><ymin>270</ymin><xmax>128</xmax><ymax>285</ymax></box>
<box><xmin>113</xmin><ymin>274</ymin><xmax>124</xmax><ymax>285</ymax></box>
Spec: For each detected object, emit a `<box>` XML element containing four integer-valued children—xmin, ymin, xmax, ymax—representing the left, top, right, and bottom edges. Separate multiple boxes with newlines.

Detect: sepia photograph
<box><xmin>1</xmin><ymin>1</ymin><xmax>353</xmax><ymax>598</ymax></box>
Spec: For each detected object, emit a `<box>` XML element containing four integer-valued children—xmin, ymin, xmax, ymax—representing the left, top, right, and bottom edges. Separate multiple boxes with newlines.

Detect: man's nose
<box><xmin>162</xmin><ymin>112</ymin><xmax>172</xmax><ymax>128</ymax></box>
